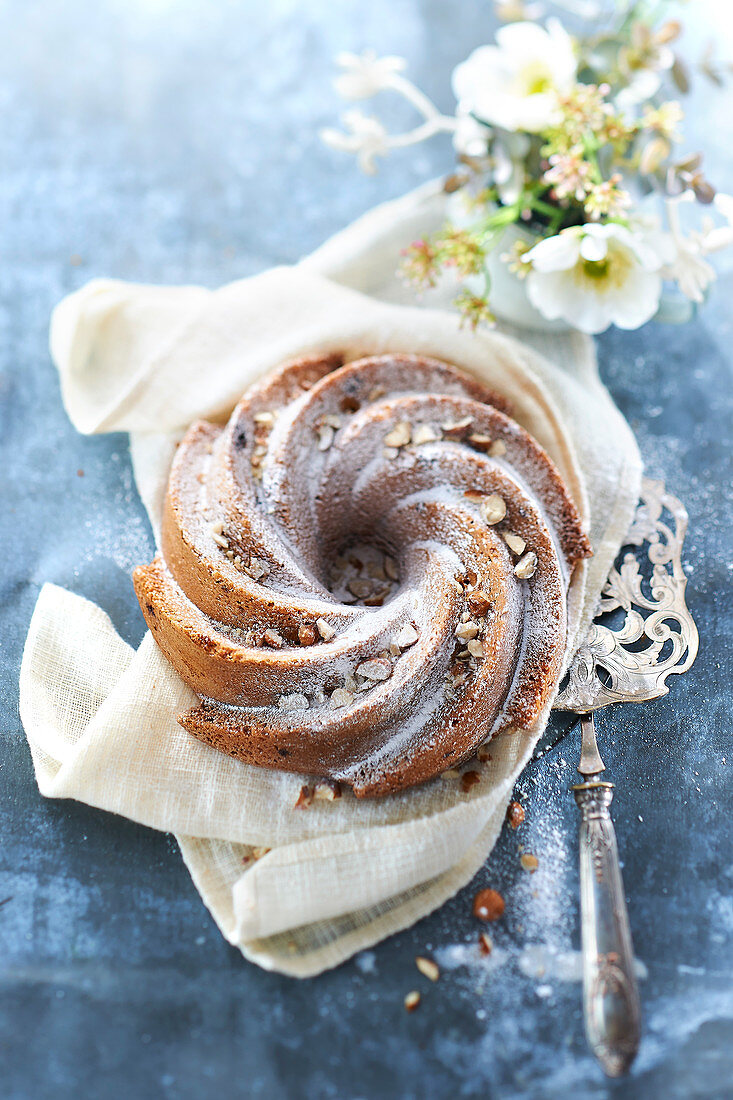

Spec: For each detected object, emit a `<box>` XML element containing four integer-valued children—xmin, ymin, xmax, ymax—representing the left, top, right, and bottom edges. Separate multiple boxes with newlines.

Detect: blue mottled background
<box><xmin>1</xmin><ymin>2</ymin><xmax>732</xmax><ymax>1097</ymax></box>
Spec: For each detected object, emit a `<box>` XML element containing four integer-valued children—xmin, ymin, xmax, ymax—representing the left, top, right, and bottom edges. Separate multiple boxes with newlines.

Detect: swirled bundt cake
<box><xmin>133</xmin><ymin>352</ymin><xmax>591</xmax><ymax>797</ymax></box>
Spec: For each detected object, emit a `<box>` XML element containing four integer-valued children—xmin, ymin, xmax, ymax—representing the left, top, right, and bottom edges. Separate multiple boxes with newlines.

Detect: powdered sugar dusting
<box><xmin>135</xmin><ymin>353</ymin><xmax>589</xmax><ymax>794</ymax></box>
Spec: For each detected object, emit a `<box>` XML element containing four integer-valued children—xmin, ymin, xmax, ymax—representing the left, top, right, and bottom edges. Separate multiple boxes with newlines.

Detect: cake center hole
<box><xmin>327</xmin><ymin>541</ymin><xmax>401</xmax><ymax>608</ymax></box>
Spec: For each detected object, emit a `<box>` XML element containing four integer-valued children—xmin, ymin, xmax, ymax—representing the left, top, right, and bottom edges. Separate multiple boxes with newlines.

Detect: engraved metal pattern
<box><xmin>590</xmin><ymin>955</ymin><xmax>641</xmax><ymax>1074</ymax></box>
<box><xmin>555</xmin><ymin>477</ymin><xmax>698</xmax><ymax>713</ymax></box>
<box><xmin>556</xmin><ymin>477</ymin><xmax>697</xmax><ymax>1078</ymax></box>
<box><xmin>574</xmin><ymin>780</ymin><xmax>642</xmax><ymax>1077</ymax></box>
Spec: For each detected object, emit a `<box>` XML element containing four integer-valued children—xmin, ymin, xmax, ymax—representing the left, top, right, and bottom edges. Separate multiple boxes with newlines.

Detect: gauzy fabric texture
<box><xmin>20</xmin><ymin>182</ymin><xmax>642</xmax><ymax>976</ymax></box>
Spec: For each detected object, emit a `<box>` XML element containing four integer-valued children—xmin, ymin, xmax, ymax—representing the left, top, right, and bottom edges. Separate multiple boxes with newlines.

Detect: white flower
<box><xmin>615</xmin><ymin>69</ymin><xmax>664</xmax><ymax>113</ymax></box>
<box><xmin>663</xmin><ymin>204</ymin><xmax>715</xmax><ymax>304</ymax></box>
<box><xmin>706</xmin><ymin>193</ymin><xmax>733</xmax><ymax>252</ymax></box>
<box><xmin>321</xmin><ymin>111</ymin><xmax>389</xmax><ymax>174</ymax></box>
<box><xmin>615</xmin><ymin>22</ymin><xmax>675</xmax><ymax>111</ymax></box>
<box><xmin>333</xmin><ymin>50</ymin><xmax>407</xmax><ymax>100</ymax></box>
<box><xmin>324</xmin><ymin>53</ymin><xmax>456</xmax><ymax>173</ymax></box>
<box><xmin>451</xmin><ymin>20</ymin><xmax>577</xmax><ymax>133</ymax></box>
<box><xmin>662</xmin><ymin>191</ymin><xmax>733</xmax><ymax>303</ymax></box>
<box><xmin>524</xmin><ymin>223</ymin><xmax>669</xmax><ymax>334</ymax></box>
<box><xmin>665</xmin><ymin>243</ymin><xmax>715</xmax><ymax>304</ymax></box>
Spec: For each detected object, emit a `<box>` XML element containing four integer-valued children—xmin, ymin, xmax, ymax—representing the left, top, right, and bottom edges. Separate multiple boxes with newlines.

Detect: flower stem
<box><xmin>388</xmin><ymin>73</ymin><xmax>453</xmax><ymax>125</ymax></box>
<box><xmin>387</xmin><ymin>116</ymin><xmax>455</xmax><ymax>148</ymax></box>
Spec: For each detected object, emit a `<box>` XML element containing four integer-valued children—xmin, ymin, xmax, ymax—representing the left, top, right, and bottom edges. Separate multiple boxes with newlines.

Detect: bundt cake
<box><xmin>133</xmin><ymin>352</ymin><xmax>591</xmax><ymax>797</ymax></box>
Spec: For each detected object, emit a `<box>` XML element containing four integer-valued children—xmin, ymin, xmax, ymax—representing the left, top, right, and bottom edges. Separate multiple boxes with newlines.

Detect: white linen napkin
<box><xmin>20</xmin><ymin>181</ymin><xmax>642</xmax><ymax>976</ymax></box>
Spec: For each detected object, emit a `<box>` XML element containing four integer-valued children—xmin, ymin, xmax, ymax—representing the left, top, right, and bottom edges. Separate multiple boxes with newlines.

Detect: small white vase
<box><xmin>444</xmin><ymin>193</ymin><xmax>692</xmax><ymax>335</ymax></box>
<box><xmin>462</xmin><ymin>222</ymin><xmax>573</xmax><ymax>333</ymax></box>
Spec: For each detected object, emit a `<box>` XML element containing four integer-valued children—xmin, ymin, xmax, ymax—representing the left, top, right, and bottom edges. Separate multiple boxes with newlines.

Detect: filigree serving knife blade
<box><xmin>553</xmin><ymin>478</ymin><xmax>698</xmax><ymax>1077</ymax></box>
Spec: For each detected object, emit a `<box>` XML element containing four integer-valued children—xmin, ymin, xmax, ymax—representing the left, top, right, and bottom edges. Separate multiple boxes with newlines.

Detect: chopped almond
<box><xmin>415</xmin><ymin>956</ymin><xmax>440</xmax><ymax>982</ymax></box>
<box><xmin>473</xmin><ymin>888</ymin><xmax>505</xmax><ymax>922</ymax></box>
<box><xmin>478</xmin><ymin>932</ymin><xmax>493</xmax><ymax>956</ymax></box>
<box><xmin>506</xmin><ymin>800</ymin><xmax>525</xmax><ymax>828</ymax></box>
<box><xmin>298</xmin><ymin>623</ymin><xmax>318</xmax><ymax>646</ymax></box>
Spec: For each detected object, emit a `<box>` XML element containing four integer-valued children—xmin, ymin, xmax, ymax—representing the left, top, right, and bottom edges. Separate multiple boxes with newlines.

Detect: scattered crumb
<box><xmin>461</xmin><ymin>770</ymin><xmax>481</xmax><ymax>793</ymax></box>
<box><xmin>473</xmin><ymin>888</ymin><xmax>505</xmax><ymax>922</ymax></box>
<box><xmin>415</xmin><ymin>956</ymin><xmax>440</xmax><ymax>982</ymax></box>
<box><xmin>314</xmin><ymin>778</ymin><xmax>342</xmax><ymax>801</ymax></box>
<box><xmin>506</xmin><ymin>800</ymin><xmax>525</xmax><ymax>828</ymax></box>
<box><xmin>294</xmin><ymin>784</ymin><xmax>314</xmax><ymax>809</ymax></box>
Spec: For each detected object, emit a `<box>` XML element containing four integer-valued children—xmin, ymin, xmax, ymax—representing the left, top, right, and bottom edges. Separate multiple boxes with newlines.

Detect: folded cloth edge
<box><xmin>21</xmin><ymin>181</ymin><xmax>643</xmax><ymax>975</ymax></box>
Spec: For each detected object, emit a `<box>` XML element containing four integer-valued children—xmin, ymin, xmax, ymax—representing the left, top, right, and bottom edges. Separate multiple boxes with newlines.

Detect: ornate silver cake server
<box><xmin>553</xmin><ymin>477</ymin><xmax>698</xmax><ymax>1078</ymax></box>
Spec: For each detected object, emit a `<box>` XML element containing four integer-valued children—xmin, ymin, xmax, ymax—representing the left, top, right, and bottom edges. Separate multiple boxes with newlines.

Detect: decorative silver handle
<box><xmin>573</xmin><ymin>779</ymin><xmax>641</xmax><ymax>1077</ymax></box>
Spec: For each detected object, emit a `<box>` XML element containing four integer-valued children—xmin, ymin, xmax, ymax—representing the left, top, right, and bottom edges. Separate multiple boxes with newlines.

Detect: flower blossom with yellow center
<box><xmin>451</xmin><ymin>20</ymin><xmax>577</xmax><ymax>134</ymax></box>
<box><xmin>524</xmin><ymin>223</ymin><xmax>673</xmax><ymax>334</ymax></box>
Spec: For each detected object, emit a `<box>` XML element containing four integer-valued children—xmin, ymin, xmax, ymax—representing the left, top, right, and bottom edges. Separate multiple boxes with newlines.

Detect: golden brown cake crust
<box><xmin>133</xmin><ymin>352</ymin><xmax>591</xmax><ymax>797</ymax></box>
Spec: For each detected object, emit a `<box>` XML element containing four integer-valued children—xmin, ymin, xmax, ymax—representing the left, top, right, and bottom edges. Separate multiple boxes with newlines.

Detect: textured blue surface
<box><xmin>1</xmin><ymin>2</ymin><xmax>732</xmax><ymax>1097</ymax></box>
